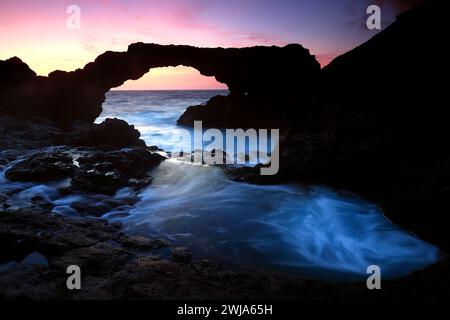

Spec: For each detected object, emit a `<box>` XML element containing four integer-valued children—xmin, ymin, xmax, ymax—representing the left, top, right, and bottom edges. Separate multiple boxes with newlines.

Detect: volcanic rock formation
<box><xmin>223</xmin><ymin>2</ymin><xmax>450</xmax><ymax>250</ymax></box>
<box><xmin>0</xmin><ymin>43</ymin><xmax>319</xmax><ymax>126</ymax></box>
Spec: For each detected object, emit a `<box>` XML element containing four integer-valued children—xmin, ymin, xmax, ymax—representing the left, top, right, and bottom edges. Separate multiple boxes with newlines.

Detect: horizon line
<box><xmin>110</xmin><ymin>88</ymin><xmax>230</xmax><ymax>92</ymax></box>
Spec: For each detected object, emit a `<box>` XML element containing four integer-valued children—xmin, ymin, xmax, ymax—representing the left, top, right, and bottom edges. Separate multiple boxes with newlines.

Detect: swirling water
<box><xmin>97</xmin><ymin>90</ymin><xmax>441</xmax><ymax>280</ymax></box>
<box><xmin>1</xmin><ymin>90</ymin><xmax>441</xmax><ymax>281</ymax></box>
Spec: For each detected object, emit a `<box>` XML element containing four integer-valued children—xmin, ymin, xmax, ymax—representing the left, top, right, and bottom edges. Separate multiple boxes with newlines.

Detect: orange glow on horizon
<box><xmin>114</xmin><ymin>66</ymin><xmax>227</xmax><ymax>90</ymax></box>
<box><xmin>0</xmin><ymin>0</ymin><xmax>363</xmax><ymax>89</ymax></box>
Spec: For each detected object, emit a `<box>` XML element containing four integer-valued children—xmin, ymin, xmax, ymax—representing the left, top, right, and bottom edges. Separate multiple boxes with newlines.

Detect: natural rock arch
<box><xmin>0</xmin><ymin>43</ymin><xmax>320</xmax><ymax>126</ymax></box>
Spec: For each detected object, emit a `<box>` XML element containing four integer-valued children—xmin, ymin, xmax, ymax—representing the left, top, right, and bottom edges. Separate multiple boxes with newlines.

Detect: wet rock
<box><xmin>71</xmin><ymin>168</ymin><xmax>128</xmax><ymax>195</ymax></box>
<box><xmin>70</xmin><ymin>148</ymin><xmax>165</xmax><ymax>195</ymax></box>
<box><xmin>76</xmin><ymin>148</ymin><xmax>165</xmax><ymax>178</ymax></box>
<box><xmin>52</xmin><ymin>242</ymin><xmax>130</xmax><ymax>277</ymax></box>
<box><xmin>5</xmin><ymin>152</ymin><xmax>76</xmax><ymax>182</ymax></box>
<box><xmin>223</xmin><ymin>164</ymin><xmax>282</xmax><ymax>184</ymax></box>
<box><xmin>171</xmin><ymin>247</ymin><xmax>192</xmax><ymax>264</ymax></box>
<box><xmin>117</xmin><ymin>235</ymin><xmax>171</xmax><ymax>250</ymax></box>
<box><xmin>69</xmin><ymin>118</ymin><xmax>145</xmax><ymax>148</ymax></box>
<box><xmin>148</xmin><ymin>145</ymin><xmax>164</xmax><ymax>152</ymax></box>
<box><xmin>20</xmin><ymin>251</ymin><xmax>49</xmax><ymax>266</ymax></box>
<box><xmin>0</xmin><ymin>265</ymin><xmax>62</xmax><ymax>300</ymax></box>
<box><xmin>70</xmin><ymin>202</ymin><xmax>112</xmax><ymax>217</ymax></box>
<box><xmin>0</xmin><ymin>116</ymin><xmax>65</xmax><ymax>151</ymax></box>
<box><xmin>128</xmin><ymin>177</ymin><xmax>153</xmax><ymax>190</ymax></box>
<box><xmin>0</xmin><ymin>192</ymin><xmax>11</xmax><ymax>209</ymax></box>
<box><xmin>30</xmin><ymin>196</ymin><xmax>54</xmax><ymax>210</ymax></box>
<box><xmin>1</xmin><ymin>208</ymin><xmax>450</xmax><ymax>300</ymax></box>
<box><xmin>0</xmin><ymin>210</ymin><xmax>122</xmax><ymax>258</ymax></box>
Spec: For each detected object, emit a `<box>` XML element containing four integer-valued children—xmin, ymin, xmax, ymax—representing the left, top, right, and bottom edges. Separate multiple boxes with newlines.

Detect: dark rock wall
<box><xmin>280</xmin><ymin>1</ymin><xmax>449</xmax><ymax>250</ymax></box>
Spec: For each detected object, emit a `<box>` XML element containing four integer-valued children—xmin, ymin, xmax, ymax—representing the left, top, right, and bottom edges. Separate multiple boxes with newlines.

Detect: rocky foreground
<box><xmin>1</xmin><ymin>208</ymin><xmax>449</xmax><ymax>300</ymax></box>
<box><xmin>0</xmin><ymin>115</ymin><xmax>449</xmax><ymax>300</ymax></box>
<box><xmin>0</xmin><ymin>1</ymin><xmax>449</xmax><ymax>300</ymax></box>
<box><xmin>1</xmin><ymin>2</ymin><xmax>447</xmax><ymax>252</ymax></box>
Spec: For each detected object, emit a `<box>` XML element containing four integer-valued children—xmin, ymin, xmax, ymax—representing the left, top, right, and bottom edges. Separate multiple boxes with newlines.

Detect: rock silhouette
<box><xmin>225</xmin><ymin>1</ymin><xmax>450</xmax><ymax>250</ymax></box>
<box><xmin>0</xmin><ymin>43</ymin><xmax>319</xmax><ymax>126</ymax></box>
<box><xmin>314</xmin><ymin>1</ymin><xmax>449</xmax><ymax>250</ymax></box>
<box><xmin>69</xmin><ymin>118</ymin><xmax>145</xmax><ymax>147</ymax></box>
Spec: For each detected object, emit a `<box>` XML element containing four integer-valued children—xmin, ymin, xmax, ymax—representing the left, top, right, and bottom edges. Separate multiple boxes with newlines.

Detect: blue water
<box><xmin>96</xmin><ymin>90</ymin><xmax>228</xmax><ymax>151</ymax></box>
<box><xmin>96</xmin><ymin>90</ymin><xmax>274</xmax><ymax>164</ymax></box>
<box><xmin>96</xmin><ymin>90</ymin><xmax>441</xmax><ymax>280</ymax></box>
<box><xmin>0</xmin><ymin>90</ymin><xmax>441</xmax><ymax>281</ymax></box>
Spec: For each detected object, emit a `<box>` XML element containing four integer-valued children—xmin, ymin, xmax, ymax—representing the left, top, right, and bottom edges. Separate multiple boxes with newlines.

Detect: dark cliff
<box><xmin>280</xmin><ymin>1</ymin><xmax>449</xmax><ymax>250</ymax></box>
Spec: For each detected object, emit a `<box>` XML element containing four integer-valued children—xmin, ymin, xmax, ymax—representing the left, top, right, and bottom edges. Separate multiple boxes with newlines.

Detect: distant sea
<box><xmin>96</xmin><ymin>90</ymin><xmax>229</xmax><ymax>151</ymax></box>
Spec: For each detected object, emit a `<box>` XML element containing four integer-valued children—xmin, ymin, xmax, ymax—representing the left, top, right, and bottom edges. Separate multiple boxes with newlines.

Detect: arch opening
<box><xmin>96</xmin><ymin>66</ymin><xmax>229</xmax><ymax>150</ymax></box>
<box><xmin>114</xmin><ymin>65</ymin><xmax>228</xmax><ymax>91</ymax></box>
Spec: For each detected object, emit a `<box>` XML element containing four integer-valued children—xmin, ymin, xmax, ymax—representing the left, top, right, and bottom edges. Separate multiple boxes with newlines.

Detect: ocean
<box><xmin>0</xmin><ymin>90</ymin><xmax>441</xmax><ymax>281</ymax></box>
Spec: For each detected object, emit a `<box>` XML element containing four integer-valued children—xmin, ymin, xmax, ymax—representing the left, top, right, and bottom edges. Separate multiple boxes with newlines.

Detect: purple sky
<box><xmin>0</xmin><ymin>0</ymin><xmax>420</xmax><ymax>89</ymax></box>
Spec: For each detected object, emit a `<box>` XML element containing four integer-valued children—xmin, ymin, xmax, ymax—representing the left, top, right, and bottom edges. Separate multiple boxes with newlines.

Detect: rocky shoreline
<box><xmin>1</xmin><ymin>207</ymin><xmax>448</xmax><ymax>300</ymax></box>
<box><xmin>192</xmin><ymin>2</ymin><xmax>450</xmax><ymax>253</ymax></box>
<box><xmin>0</xmin><ymin>115</ymin><xmax>449</xmax><ymax>300</ymax></box>
<box><xmin>1</xmin><ymin>2</ymin><xmax>448</xmax><ymax>300</ymax></box>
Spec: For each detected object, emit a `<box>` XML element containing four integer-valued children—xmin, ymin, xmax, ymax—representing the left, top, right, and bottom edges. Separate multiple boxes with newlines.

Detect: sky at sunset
<box><xmin>0</xmin><ymin>0</ymin><xmax>418</xmax><ymax>89</ymax></box>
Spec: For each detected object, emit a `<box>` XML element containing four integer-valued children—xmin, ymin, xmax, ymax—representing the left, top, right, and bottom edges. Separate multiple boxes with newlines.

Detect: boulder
<box><xmin>69</xmin><ymin>118</ymin><xmax>145</xmax><ymax>148</ymax></box>
<box><xmin>4</xmin><ymin>146</ymin><xmax>165</xmax><ymax>196</ymax></box>
<box><xmin>5</xmin><ymin>152</ymin><xmax>76</xmax><ymax>182</ymax></box>
<box><xmin>70</xmin><ymin>148</ymin><xmax>165</xmax><ymax>195</ymax></box>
